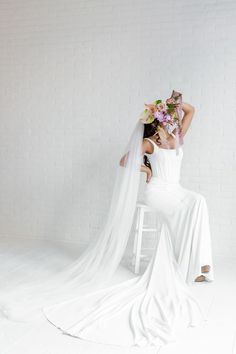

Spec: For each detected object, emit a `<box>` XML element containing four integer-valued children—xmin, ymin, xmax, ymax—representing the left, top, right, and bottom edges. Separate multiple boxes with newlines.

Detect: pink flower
<box><xmin>157</xmin><ymin>103</ymin><xmax>166</xmax><ymax>111</ymax></box>
<box><xmin>144</xmin><ymin>103</ymin><xmax>157</xmax><ymax>114</ymax></box>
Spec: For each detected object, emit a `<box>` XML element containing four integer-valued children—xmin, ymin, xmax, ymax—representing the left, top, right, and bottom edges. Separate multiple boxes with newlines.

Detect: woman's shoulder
<box><xmin>143</xmin><ymin>138</ymin><xmax>156</xmax><ymax>154</ymax></box>
<box><xmin>143</xmin><ymin>136</ymin><xmax>178</xmax><ymax>151</ymax></box>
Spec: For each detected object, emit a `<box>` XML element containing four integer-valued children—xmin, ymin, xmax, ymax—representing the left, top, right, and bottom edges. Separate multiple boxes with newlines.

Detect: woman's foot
<box><xmin>195</xmin><ymin>275</ymin><xmax>206</xmax><ymax>282</ymax></box>
<box><xmin>195</xmin><ymin>265</ymin><xmax>211</xmax><ymax>282</ymax></box>
<box><xmin>201</xmin><ymin>265</ymin><xmax>210</xmax><ymax>273</ymax></box>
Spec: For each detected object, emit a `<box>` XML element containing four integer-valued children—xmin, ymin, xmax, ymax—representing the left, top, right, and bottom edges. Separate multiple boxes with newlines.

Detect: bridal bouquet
<box><xmin>140</xmin><ymin>90</ymin><xmax>182</xmax><ymax>135</ymax></box>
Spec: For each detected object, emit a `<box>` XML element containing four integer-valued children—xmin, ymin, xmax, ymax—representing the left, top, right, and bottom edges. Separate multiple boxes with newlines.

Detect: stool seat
<box><xmin>132</xmin><ymin>202</ymin><xmax>159</xmax><ymax>274</ymax></box>
<box><xmin>136</xmin><ymin>202</ymin><xmax>154</xmax><ymax>211</ymax></box>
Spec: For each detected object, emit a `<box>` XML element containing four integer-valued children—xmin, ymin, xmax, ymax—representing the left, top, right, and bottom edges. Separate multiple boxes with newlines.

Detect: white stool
<box><xmin>132</xmin><ymin>202</ymin><xmax>159</xmax><ymax>274</ymax></box>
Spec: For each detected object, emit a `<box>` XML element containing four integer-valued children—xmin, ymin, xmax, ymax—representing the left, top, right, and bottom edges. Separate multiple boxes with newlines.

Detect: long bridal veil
<box><xmin>0</xmin><ymin>119</ymin><xmax>144</xmax><ymax>319</ymax></box>
<box><xmin>0</xmin><ymin>117</ymin><xmax>205</xmax><ymax>348</ymax></box>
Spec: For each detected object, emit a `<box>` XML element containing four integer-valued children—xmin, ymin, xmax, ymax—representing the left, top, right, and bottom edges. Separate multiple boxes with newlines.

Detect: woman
<box><xmin>139</xmin><ymin>101</ymin><xmax>213</xmax><ymax>283</ymax></box>
<box><xmin>1</xmin><ymin>91</ymin><xmax>214</xmax><ymax>350</ymax></box>
<box><xmin>41</xmin><ymin>92</ymin><xmax>213</xmax><ymax>348</ymax></box>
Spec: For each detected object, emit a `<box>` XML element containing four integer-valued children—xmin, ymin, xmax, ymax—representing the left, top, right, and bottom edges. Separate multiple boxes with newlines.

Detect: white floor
<box><xmin>0</xmin><ymin>237</ymin><xmax>235</xmax><ymax>354</ymax></box>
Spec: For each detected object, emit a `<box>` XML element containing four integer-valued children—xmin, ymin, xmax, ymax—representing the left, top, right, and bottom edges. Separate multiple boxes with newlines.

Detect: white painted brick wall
<box><xmin>0</xmin><ymin>0</ymin><xmax>235</xmax><ymax>258</ymax></box>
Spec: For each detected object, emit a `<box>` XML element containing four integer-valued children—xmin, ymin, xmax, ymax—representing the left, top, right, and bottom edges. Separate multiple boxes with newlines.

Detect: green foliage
<box><xmin>147</xmin><ymin>115</ymin><xmax>155</xmax><ymax>124</ymax></box>
<box><xmin>167</xmin><ymin>103</ymin><xmax>175</xmax><ymax>114</ymax></box>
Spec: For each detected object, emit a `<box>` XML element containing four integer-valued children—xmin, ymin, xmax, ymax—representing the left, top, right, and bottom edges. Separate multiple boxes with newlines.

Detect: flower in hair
<box><xmin>139</xmin><ymin>91</ymin><xmax>183</xmax><ymax>138</ymax></box>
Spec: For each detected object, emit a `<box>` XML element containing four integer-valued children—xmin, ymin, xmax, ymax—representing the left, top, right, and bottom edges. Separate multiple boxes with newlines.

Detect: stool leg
<box><xmin>134</xmin><ymin>208</ymin><xmax>144</xmax><ymax>274</ymax></box>
<box><xmin>133</xmin><ymin>207</ymin><xmax>140</xmax><ymax>257</ymax></box>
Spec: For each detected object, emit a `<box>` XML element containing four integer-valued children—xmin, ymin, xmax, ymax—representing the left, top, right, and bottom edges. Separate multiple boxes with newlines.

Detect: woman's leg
<box><xmin>144</xmin><ymin>182</ymin><xmax>214</xmax><ymax>283</ymax></box>
<box><xmin>165</xmin><ymin>188</ymin><xmax>214</xmax><ymax>284</ymax></box>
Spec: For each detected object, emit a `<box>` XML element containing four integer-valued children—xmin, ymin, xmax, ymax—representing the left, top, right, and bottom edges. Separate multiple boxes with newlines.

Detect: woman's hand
<box><xmin>141</xmin><ymin>165</ymin><xmax>152</xmax><ymax>183</ymax></box>
<box><xmin>166</xmin><ymin>99</ymin><xmax>194</xmax><ymax>114</ymax></box>
<box><xmin>146</xmin><ymin>167</ymin><xmax>152</xmax><ymax>183</ymax></box>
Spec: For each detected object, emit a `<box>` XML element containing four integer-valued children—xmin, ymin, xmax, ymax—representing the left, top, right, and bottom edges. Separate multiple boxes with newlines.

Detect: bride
<box><xmin>42</xmin><ymin>90</ymin><xmax>214</xmax><ymax>347</ymax></box>
<box><xmin>0</xmin><ymin>90</ymin><xmax>214</xmax><ymax>350</ymax></box>
<box><xmin>140</xmin><ymin>100</ymin><xmax>213</xmax><ymax>283</ymax></box>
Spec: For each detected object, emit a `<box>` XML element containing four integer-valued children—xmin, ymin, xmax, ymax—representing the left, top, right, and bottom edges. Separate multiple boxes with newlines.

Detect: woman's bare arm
<box><xmin>141</xmin><ymin>164</ymin><xmax>152</xmax><ymax>183</ymax></box>
<box><xmin>119</xmin><ymin>153</ymin><xmax>128</xmax><ymax>167</ymax></box>
<box><xmin>180</xmin><ymin>102</ymin><xmax>195</xmax><ymax>137</ymax></box>
<box><xmin>119</xmin><ymin>140</ymin><xmax>152</xmax><ymax>183</ymax></box>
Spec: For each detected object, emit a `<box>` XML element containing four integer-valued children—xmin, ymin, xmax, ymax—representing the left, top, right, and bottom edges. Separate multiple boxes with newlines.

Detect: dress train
<box><xmin>43</xmin><ymin>222</ymin><xmax>206</xmax><ymax>348</ymax></box>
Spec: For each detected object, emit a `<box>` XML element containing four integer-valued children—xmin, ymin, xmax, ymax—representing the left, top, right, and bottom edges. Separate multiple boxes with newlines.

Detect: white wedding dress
<box><xmin>143</xmin><ymin>138</ymin><xmax>214</xmax><ymax>284</ymax></box>
<box><xmin>41</xmin><ymin>136</ymin><xmax>214</xmax><ymax>348</ymax></box>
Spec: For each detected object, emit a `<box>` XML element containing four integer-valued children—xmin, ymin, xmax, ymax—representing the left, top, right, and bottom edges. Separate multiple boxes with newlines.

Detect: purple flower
<box><xmin>154</xmin><ymin>110</ymin><xmax>172</xmax><ymax>123</ymax></box>
<box><xmin>154</xmin><ymin>111</ymin><xmax>161</xmax><ymax>120</ymax></box>
<box><xmin>164</xmin><ymin>114</ymin><xmax>172</xmax><ymax>122</ymax></box>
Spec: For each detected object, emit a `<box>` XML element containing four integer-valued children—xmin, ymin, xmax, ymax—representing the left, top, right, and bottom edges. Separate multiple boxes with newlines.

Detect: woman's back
<box><xmin>144</xmin><ymin>137</ymin><xmax>184</xmax><ymax>184</ymax></box>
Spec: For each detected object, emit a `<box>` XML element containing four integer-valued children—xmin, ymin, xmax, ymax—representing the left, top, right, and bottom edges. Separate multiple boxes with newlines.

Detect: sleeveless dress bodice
<box><xmin>144</xmin><ymin>138</ymin><xmax>183</xmax><ymax>184</ymax></box>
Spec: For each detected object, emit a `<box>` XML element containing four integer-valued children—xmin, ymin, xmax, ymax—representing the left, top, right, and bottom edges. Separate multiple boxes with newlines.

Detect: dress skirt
<box><xmin>144</xmin><ymin>176</ymin><xmax>214</xmax><ymax>284</ymax></box>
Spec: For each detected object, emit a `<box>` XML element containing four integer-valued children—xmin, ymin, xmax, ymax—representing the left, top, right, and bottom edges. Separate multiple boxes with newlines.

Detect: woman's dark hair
<box><xmin>142</xmin><ymin>119</ymin><xmax>161</xmax><ymax>171</ymax></box>
<box><xmin>143</xmin><ymin>119</ymin><xmax>160</xmax><ymax>140</ymax></box>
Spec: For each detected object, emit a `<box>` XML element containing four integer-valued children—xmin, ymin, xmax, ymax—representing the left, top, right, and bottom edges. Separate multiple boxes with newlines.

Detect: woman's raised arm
<box><xmin>180</xmin><ymin>102</ymin><xmax>195</xmax><ymax>137</ymax></box>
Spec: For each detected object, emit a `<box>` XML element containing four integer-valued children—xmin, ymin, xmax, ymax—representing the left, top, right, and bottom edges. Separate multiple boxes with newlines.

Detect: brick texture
<box><xmin>0</xmin><ymin>0</ymin><xmax>235</xmax><ymax>257</ymax></box>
